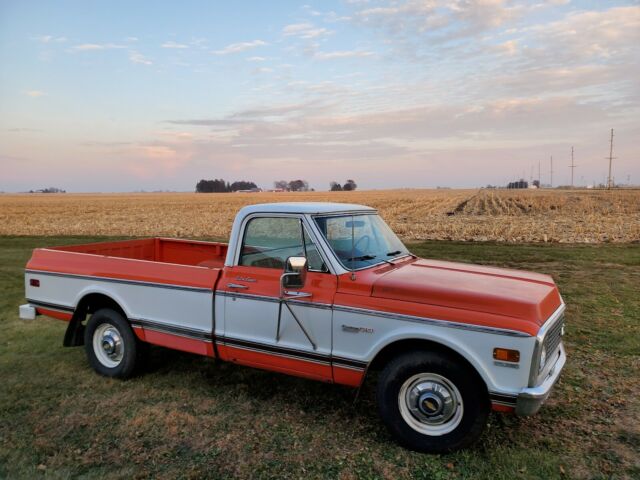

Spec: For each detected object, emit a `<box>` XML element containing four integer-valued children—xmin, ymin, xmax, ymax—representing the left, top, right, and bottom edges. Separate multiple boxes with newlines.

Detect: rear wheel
<box><xmin>376</xmin><ymin>350</ymin><xmax>489</xmax><ymax>453</ymax></box>
<box><xmin>84</xmin><ymin>308</ymin><xmax>138</xmax><ymax>379</ymax></box>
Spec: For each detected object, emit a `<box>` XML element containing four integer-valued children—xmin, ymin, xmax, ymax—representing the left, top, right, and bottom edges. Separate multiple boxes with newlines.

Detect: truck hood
<box><xmin>371</xmin><ymin>259</ymin><xmax>562</xmax><ymax>327</ymax></box>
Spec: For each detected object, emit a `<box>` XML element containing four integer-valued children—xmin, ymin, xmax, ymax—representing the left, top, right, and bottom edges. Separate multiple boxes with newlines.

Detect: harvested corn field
<box><xmin>0</xmin><ymin>189</ymin><xmax>638</xmax><ymax>243</ymax></box>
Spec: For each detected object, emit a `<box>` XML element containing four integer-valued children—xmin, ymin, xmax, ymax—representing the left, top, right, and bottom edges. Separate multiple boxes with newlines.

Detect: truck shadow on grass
<box><xmin>138</xmin><ymin>344</ymin><xmax>524</xmax><ymax>448</ymax></box>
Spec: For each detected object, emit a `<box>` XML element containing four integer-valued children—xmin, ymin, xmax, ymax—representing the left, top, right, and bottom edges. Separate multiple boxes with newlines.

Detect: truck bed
<box><xmin>50</xmin><ymin>238</ymin><xmax>228</xmax><ymax>268</ymax></box>
<box><xmin>26</xmin><ymin>238</ymin><xmax>227</xmax><ymax>291</ymax></box>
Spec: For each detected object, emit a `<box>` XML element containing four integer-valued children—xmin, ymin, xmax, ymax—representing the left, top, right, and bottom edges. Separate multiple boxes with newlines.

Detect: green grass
<box><xmin>1</xmin><ymin>237</ymin><xmax>638</xmax><ymax>479</ymax></box>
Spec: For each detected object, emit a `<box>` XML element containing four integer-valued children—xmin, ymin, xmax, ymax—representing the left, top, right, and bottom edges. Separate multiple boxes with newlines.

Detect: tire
<box><xmin>376</xmin><ymin>350</ymin><xmax>489</xmax><ymax>453</ymax></box>
<box><xmin>84</xmin><ymin>308</ymin><xmax>138</xmax><ymax>379</ymax></box>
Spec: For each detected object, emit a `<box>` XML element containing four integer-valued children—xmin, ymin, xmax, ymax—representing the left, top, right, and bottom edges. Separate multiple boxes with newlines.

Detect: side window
<box><xmin>303</xmin><ymin>228</ymin><xmax>328</xmax><ymax>272</ymax></box>
<box><xmin>240</xmin><ymin>217</ymin><xmax>304</xmax><ymax>269</ymax></box>
<box><xmin>239</xmin><ymin>217</ymin><xmax>328</xmax><ymax>272</ymax></box>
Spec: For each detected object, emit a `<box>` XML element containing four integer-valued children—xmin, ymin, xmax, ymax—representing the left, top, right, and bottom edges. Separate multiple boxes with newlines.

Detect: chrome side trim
<box><xmin>130</xmin><ymin>318</ymin><xmax>213</xmax><ymax>342</ymax></box>
<box><xmin>26</xmin><ymin>298</ymin><xmax>75</xmax><ymax>313</ymax></box>
<box><xmin>489</xmin><ymin>392</ymin><xmax>518</xmax><ymax>406</ymax></box>
<box><xmin>218</xmin><ymin>290</ymin><xmax>530</xmax><ymax>337</ymax></box>
<box><xmin>333</xmin><ymin>304</ymin><xmax>531</xmax><ymax>338</ymax></box>
<box><xmin>218</xmin><ymin>336</ymin><xmax>367</xmax><ymax>370</ymax></box>
<box><xmin>25</xmin><ymin>269</ymin><xmax>213</xmax><ymax>293</ymax></box>
<box><xmin>217</xmin><ymin>290</ymin><xmax>334</xmax><ymax>310</ymax></box>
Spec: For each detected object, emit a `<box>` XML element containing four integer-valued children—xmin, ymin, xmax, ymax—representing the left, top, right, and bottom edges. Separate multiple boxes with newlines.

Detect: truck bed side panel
<box><xmin>26</xmin><ymin>248</ymin><xmax>221</xmax><ymax>356</ymax></box>
<box><xmin>51</xmin><ymin>238</ymin><xmax>228</xmax><ymax>268</ymax></box>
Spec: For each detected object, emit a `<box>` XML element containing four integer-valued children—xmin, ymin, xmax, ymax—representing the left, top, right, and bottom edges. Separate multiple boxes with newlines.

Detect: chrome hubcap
<box><xmin>398</xmin><ymin>373</ymin><xmax>464</xmax><ymax>436</ymax></box>
<box><xmin>93</xmin><ymin>323</ymin><xmax>124</xmax><ymax>368</ymax></box>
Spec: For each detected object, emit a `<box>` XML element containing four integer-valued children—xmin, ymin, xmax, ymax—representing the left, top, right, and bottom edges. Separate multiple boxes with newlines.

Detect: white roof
<box><xmin>238</xmin><ymin>202</ymin><xmax>376</xmax><ymax>215</ymax></box>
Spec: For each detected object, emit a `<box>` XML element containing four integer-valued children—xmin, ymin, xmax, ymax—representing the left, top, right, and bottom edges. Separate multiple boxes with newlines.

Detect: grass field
<box><xmin>1</xmin><ymin>188</ymin><xmax>639</xmax><ymax>243</ymax></box>
<box><xmin>1</xmin><ymin>237</ymin><xmax>638</xmax><ymax>479</ymax></box>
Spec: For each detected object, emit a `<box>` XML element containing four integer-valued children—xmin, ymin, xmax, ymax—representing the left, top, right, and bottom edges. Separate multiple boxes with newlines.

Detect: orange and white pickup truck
<box><xmin>20</xmin><ymin>202</ymin><xmax>566</xmax><ymax>452</ymax></box>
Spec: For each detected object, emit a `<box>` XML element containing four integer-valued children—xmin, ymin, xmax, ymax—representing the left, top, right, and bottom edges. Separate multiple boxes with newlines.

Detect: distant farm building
<box><xmin>507</xmin><ymin>179</ymin><xmax>528</xmax><ymax>189</ymax></box>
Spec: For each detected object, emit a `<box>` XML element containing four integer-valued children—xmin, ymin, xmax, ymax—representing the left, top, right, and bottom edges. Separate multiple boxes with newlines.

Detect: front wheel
<box><xmin>376</xmin><ymin>350</ymin><xmax>489</xmax><ymax>453</ymax></box>
<box><xmin>84</xmin><ymin>308</ymin><xmax>138</xmax><ymax>379</ymax></box>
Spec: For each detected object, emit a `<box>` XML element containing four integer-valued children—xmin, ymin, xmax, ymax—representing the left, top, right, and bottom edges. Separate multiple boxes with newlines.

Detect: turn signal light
<box><xmin>493</xmin><ymin>348</ymin><xmax>520</xmax><ymax>362</ymax></box>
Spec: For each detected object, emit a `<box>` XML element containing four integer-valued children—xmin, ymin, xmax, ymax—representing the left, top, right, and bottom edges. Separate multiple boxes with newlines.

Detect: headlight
<box><xmin>539</xmin><ymin>345</ymin><xmax>547</xmax><ymax>372</ymax></box>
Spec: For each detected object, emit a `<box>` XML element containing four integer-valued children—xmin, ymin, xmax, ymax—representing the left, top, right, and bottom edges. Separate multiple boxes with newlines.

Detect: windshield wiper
<box><xmin>386</xmin><ymin>250</ymin><xmax>402</xmax><ymax>256</ymax></box>
<box><xmin>346</xmin><ymin>254</ymin><xmax>377</xmax><ymax>262</ymax></box>
<box><xmin>347</xmin><ymin>254</ymin><xmax>397</xmax><ymax>267</ymax></box>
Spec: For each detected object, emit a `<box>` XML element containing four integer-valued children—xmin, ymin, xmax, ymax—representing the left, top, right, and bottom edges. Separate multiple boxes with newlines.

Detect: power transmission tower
<box><xmin>606</xmin><ymin>128</ymin><xmax>616</xmax><ymax>189</ymax></box>
<box><xmin>569</xmin><ymin>146</ymin><xmax>577</xmax><ymax>188</ymax></box>
<box><xmin>550</xmin><ymin>155</ymin><xmax>553</xmax><ymax>188</ymax></box>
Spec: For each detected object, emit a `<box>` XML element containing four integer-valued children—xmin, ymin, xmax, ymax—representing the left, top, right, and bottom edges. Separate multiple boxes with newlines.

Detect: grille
<box><xmin>543</xmin><ymin>315</ymin><xmax>564</xmax><ymax>359</ymax></box>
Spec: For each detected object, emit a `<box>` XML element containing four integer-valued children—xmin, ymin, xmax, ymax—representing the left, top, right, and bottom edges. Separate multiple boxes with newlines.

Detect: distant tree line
<box><xmin>329</xmin><ymin>179</ymin><xmax>357</xmax><ymax>191</ymax></box>
<box><xmin>29</xmin><ymin>187</ymin><xmax>66</xmax><ymax>193</ymax></box>
<box><xmin>196</xmin><ymin>178</ymin><xmax>359</xmax><ymax>193</ymax></box>
<box><xmin>273</xmin><ymin>180</ymin><xmax>313</xmax><ymax>192</ymax></box>
<box><xmin>195</xmin><ymin>179</ymin><xmax>258</xmax><ymax>193</ymax></box>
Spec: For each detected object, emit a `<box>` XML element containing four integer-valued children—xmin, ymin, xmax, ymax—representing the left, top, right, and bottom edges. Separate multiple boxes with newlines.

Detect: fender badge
<box><xmin>342</xmin><ymin>325</ymin><xmax>374</xmax><ymax>334</ymax></box>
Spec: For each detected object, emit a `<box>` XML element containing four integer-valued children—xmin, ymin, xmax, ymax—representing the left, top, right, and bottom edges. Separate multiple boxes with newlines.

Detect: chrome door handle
<box><xmin>227</xmin><ymin>283</ymin><xmax>248</xmax><ymax>289</ymax></box>
<box><xmin>284</xmin><ymin>290</ymin><xmax>312</xmax><ymax>298</ymax></box>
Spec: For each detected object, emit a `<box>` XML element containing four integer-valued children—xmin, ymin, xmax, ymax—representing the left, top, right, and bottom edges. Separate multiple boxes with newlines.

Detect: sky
<box><xmin>1</xmin><ymin>0</ymin><xmax>638</xmax><ymax>192</ymax></box>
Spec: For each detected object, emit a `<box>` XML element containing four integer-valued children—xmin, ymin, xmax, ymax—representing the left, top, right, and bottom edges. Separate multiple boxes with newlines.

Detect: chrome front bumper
<box><xmin>516</xmin><ymin>343</ymin><xmax>566</xmax><ymax>416</ymax></box>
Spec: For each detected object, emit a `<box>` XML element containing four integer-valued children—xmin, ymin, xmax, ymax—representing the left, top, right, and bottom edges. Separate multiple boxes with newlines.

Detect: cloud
<box><xmin>282</xmin><ymin>23</ymin><xmax>333</xmax><ymax>39</ymax></box>
<box><xmin>314</xmin><ymin>50</ymin><xmax>375</xmax><ymax>60</ymax></box>
<box><xmin>6</xmin><ymin>127</ymin><xmax>42</xmax><ymax>132</ymax></box>
<box><xmin>213</xmin><ymin>40</ymin><xmax>267</xmax><ymax>55</ymax></box>
<box><xmin>71</xmin><ymin>43</ymin><xmax>127</xmax><ymax>51</ymax></box>
<box><xmin>162</xmin><ymin>41</ymin><xmax>189</xmax><ymax>49</ymax></box>
<box><xmin>349</xmin><ymin>0</ymin><xmax>531</xmax><ymax>56</ymax></box>
<box><xmin>24</xmin><ymin>90</ymin><xmax>46</xmax><ymax>98</ymax></box>
<box><xmin>247</xmin><ymin>56</ymin><xmax>267</xmax><ymax>62</ymax></box>
<box><xmin>496</xmin><ymin>39</ymin><xmax>518</xmax><ymax>56</ymax></box>
<box><xmin>521</xmin><ymin>6</ymin><xmax>640</xmax><ymax>66</ymax></box>
<box><xmin>32</xmin><ymin>35</ymin><xmax>67</xmax><ymax>43</ymax></box>
<box><xmin>129</xmin><ymin>51</ymin><xmax>152</xmax><ymax>65</ymax></box>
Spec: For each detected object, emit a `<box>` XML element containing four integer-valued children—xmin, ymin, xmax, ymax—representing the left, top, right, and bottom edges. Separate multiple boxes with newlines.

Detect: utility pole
<box><xmin>569</xmin><ymin>146</ymin><xmax>577</xmax><ymax>188</ymax></box>
<box><xmin>606</xmin><ymin>128</ymin><xmax>615</xmax><ymax>189</ymax></box>
<box><xmin>538</xmin><ymin>160</ymin><xmax>541</xmax><ymax>187</ymax></box>
<box><xmin>550</xmin><ymin>155</ymin><xmax>553</xmax><ymax>188</ymax></box>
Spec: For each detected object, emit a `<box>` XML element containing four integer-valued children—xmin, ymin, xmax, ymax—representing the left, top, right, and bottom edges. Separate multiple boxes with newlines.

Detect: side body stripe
<box><xmin>28</xmin><ymin>299</ymin><xmax>367</xmax><ymax>374</ymax></box>
<box><xmin>25</xmin><ymin>269</ymin><xmax>213</xmax><ymax>293</ymax></box>
<box><xmin>26</xmin><ymin>269</ymin><xmax>532</xmax><ymax>338</ymax></box>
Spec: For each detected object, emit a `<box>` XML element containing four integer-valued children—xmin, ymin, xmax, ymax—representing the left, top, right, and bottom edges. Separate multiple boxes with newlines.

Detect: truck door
<box><xmin>219</xmin><ymin>215</ymin><xmax>336</xmax><ymax>382</ymax></box>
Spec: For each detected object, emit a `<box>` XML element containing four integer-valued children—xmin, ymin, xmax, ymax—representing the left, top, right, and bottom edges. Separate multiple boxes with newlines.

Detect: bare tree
<box><xmin>273</xmin><ymin>180</ymin><xmax>289</xmax><ymax>191</ymax></box>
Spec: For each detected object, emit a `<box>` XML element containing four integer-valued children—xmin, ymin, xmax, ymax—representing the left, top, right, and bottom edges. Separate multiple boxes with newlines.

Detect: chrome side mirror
<box><xmin>282</xmin><ymin>256</ymin><xmax>308</xmax><ymax>290</ymax></box>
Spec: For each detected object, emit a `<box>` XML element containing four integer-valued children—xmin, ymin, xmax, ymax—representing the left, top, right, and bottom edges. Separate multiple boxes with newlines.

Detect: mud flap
<box><xmin>63</xmin><ymin>315</ymin><xmax>85</xmax><ymax>347</ymax></box>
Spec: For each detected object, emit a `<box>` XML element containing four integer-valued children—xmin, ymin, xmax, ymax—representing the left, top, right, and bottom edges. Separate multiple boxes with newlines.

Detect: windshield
<box><xmin>314</xmin><ymin>214</ymin><xmax>410</xmax><ymax>270</ymax></box>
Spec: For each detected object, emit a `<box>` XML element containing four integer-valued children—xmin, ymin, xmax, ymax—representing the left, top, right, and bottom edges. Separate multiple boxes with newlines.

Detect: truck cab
<box><xmin>20</xmin><ymin>202</ymin><xmax>566</xmax><ymax>453</ymax></box>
